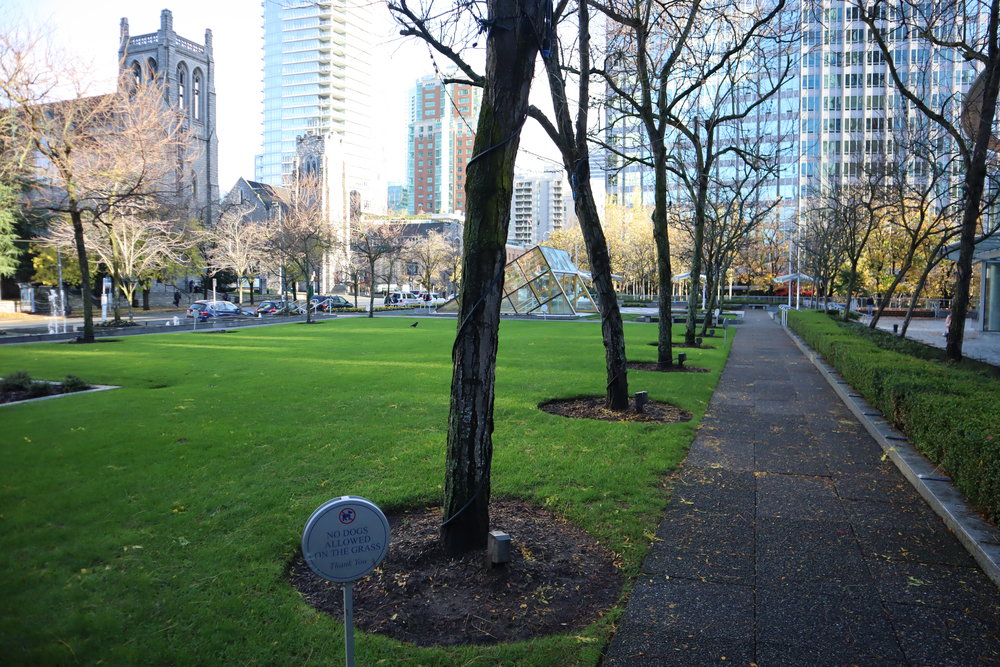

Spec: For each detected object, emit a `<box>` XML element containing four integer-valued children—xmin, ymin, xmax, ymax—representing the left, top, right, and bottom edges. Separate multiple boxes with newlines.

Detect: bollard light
<box><xmin>635</xmin><ymin>391</ymin><xmax>649</xmax><ymax>413</ymax></box>
<box><xmin>488</xmin><ymin>530</ymin><xmax>511</xmax><ymax>566</ymax></box>
<box><xmin>677</xmin><ymin>352</ymin><xmax>687</xmax><ymax>367</ymax></box>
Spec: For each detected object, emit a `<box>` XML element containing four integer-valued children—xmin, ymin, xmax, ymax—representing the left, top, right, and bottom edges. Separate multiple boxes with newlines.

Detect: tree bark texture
<box><xmin>572</xmin><ymin>174</ymin><xmax>630</xmax><ymax>410</ymax></box>
<box><xmin>70</xmin><ymin>209</ymin><xmax>95</xmax><ymax>342</ymax></box>
<box><xmin>652</xmin><ymin>151</ymin><xmax>675</xmax><ymax>368</ymax></box>
<box><xmin>441</xmin><ymin>0</ymin><xmax>546</xmax><ymax>555</ymax></box>
<box><xmin>533</xmin><ymin>0</ymin><xmax>630</xmax><ymax>411</ymax></box>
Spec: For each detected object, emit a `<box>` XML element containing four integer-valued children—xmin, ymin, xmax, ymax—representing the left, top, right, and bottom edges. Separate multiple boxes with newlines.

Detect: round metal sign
<box><xmin>301</xmin><ymin>496</ymin><xmax>390</xmax><ymax>583</ymax></box>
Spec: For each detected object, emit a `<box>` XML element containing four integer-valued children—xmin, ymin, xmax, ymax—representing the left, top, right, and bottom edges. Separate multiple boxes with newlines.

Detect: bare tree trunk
<box><xmin>367</xmin><ymin>259</ymin><xmax>376</xmax><ymax>318</ymax></box>
<box><xmin>70</xmin><ymin>209</ymin><xmax>95</xmax><ymax>342</ymax></box>
<box><xmin>573</xmin><ymin>176</ymin><xmax>629</xmax><ymax>409</ymax></box>
<box><xmin>529</xmin><ymin>0</ymin><xmax>630</xmax><ymax>410</ymax></box>
<box><xmin>652</xmin><ymin>162</ymin><xmax>675</xmax><ymax>368</ymax></box>
<box><xmin>441</xmin><ymin>0</ymin><xmax>545</xmax><ymax>555</ymax></box>
<box><xmin>685</xmin><ymin>178</ymin><xmax>708</xmax><ymax>345</ymax></box>
<box><xmin>949</xmin><ymin>48</ymin><xmax>1000</xmax><ymax>358</ymax></box>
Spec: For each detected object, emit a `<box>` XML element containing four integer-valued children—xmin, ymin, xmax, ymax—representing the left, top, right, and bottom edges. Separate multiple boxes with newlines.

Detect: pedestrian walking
<box><xmin>173</xmin><ymin>290</ymin><xmax>181</xmax><ymax>308</ymax></box>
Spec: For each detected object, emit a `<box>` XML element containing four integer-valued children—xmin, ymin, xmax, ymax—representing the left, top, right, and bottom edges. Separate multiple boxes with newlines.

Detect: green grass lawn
<box><xmin>0</xmin><ymin>317</ymin><xmax>730</xmax><ymax>665</ymax></box>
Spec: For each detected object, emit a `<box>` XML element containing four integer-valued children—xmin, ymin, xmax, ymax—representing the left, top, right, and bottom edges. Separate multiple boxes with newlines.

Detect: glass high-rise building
<box><xmin>257</xmin><ymin>0</ymin><xmax>383</xmax><ymax>206</ymax></box>
<box><xmin>605</xmin><ymin>2</ymin><xmax>980</xmax><ymax>213</ymax></box>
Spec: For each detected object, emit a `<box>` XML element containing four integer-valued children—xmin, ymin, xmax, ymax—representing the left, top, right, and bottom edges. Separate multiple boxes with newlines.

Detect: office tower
<box><xmin>406</xmin><ymin>74</ymin><xmax>481</xmax><ymax>214</ymax></box>
<box><xmin>118</xmin><ymin>9</ymin><xmax>219</xmax><ymax>227</ymax></box>
<box><xmin>604</xmin><ymin>3</ymin><xmax>979</xmax><ymax>215</ymax></box>
<box><xmin>257</xmin><ymin>0</ymin><xmax>384</xmax><ymax>214</ymax></box>
<box><xmin>508</xmin><ymin>166</ymin><xmax>572</xmax><ymax>247</ymax></box>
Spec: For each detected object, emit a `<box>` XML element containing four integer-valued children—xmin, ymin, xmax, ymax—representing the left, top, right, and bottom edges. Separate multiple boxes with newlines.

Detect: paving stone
<box><xmin>831</xmin><ymin>462</ymin><xmax>923</xmax><ymax>504</ymax></box>
<box><xmin>867</xmin><ymin>559</ymin><xmax>1000</xmax><ymax>616</ymax></box>
<box><xmin>886</xmin><ymin>602</ymin><xmax>1000</xmax><ymax>666</ymax></box>
<box><xmin>755</xmin><ymin>439</ymin><xmax>830</xmax><ymax>476</ymax></box>
<box><xmin>664</xmin><ymin>467</ymin><xmax>756</xmax><ymax>518</ymax></box>
<box><xmin>756</xmin><ymin>586</ymin><xmax>905</xmax><ymax>663</ymax></box>
<box><xmin>757</xmin><ymin>517</ymin><xmax>874</xmax><ymax>597</ymax></box>
<box><xmin>757</xmin><ymin>640</ymin><xmax>907</xmax><ymax>666</ymax></box>
<box><xmin>684</xmin><ymin>433</ymin><xmax>755</xmax><ymax>471</ymax></box>
<box><xmin>746</xmin><ymin>379</ymin><xmax>798</xmax><ymax>398</ymax></box>
<box><xmin>604</xmin><ymin>637</ymin><xmax>754</xmax><ymax>666</ymax></box>
<box><xmin>845</xmin><ymin>500</ymin><xmax>978</xmax><ymax>567</ymax></box>
<box><xmin>643</xmin><ymin>513</ymin><xmax>754</xmax><ymax>584</ymax></box>
<box><xmin>755</xmin><ymin>472</ymin><xmax>845</xmax><ymax>521</ymax></box>
<box><xmin>613</xmin><ymin>576</ymin><xmax>754</xmax><ymax>645</ymax></box>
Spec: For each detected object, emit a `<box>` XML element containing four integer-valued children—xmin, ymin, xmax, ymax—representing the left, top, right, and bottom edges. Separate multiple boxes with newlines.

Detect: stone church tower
<box><xmin>118</xmin><ymin>9</ymin><xmax>219</xmax><ymax>228</ymax></box>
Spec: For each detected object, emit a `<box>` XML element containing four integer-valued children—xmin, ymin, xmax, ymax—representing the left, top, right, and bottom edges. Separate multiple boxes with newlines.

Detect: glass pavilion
<box><xmin>438</xmin><ymin>246</ymin><xmax>600</xmax><ymax>316</ymax></box>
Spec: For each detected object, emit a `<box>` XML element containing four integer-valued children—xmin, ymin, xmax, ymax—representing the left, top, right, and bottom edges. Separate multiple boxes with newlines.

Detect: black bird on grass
<box><xmin>410</xmin><ymin>322</ymin><xmax>419</xmax><ymax>328</ymax></box>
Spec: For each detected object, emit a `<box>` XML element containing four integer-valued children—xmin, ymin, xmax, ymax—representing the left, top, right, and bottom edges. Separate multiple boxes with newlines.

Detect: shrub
<box><xmin>26</xmin><ymin>381</ymin><xmax>53</xmax><ymax>398</ymax></box>
<box><xmin>1</xmin><ymin>370</ymin><xmax>33</xmax><ymax>393</ymax></box>
<box><xmin>788</xmin><ymin>310</ymin><xmax>1000</xmax><ymax>522</ymax></box>
<box><xmin>61</xmin><ymin>375</ymin><xmax>91</xmax><ymax>393</ymax></box>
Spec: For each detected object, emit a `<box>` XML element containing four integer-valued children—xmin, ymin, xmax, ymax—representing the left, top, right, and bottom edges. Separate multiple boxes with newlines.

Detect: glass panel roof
<box><xmin>433</xmin><ymin>245</ymin><xmax>609</xmax><ymax>317</ymax></box>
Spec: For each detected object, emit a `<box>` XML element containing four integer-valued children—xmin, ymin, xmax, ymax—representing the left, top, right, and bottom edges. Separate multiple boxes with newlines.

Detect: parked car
<box><xmin>383</xmin><ymin>291</ymin><xmax>423</xmax><ymax>307</ymax></box>
<box><xmin>421</xmin><ymin>292</ymin><xmax>446</xmax><ymax>306</ymax></box>
<box><xmin>324</xmin><ymin>295</ymin><xmax>354</xmax><ymax>309</ymax></box>
<box><xmin>309</xmin><ymin>295</ymin><xmax>354</xmax><ymax>311</ymax></box>
<box><xmin>255</xmin><ymin>300</ymin><xmax>288</xmax><ymax>314</ymax></box>
<box><xmin>186</xmin><ymin>300</ymin><xmax>250</xmax><ymax>321</ymax></box>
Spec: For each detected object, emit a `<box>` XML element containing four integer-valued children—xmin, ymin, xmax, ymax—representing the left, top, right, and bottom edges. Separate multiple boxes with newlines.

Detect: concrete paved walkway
<box><xmin>604</xmin><ymin>311</ymin><xmax>1000</xmax><ymax>666</ymax></box>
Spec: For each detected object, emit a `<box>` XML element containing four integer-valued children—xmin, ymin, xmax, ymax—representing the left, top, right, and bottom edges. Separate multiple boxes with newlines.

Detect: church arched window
<box><xmin>147</xmin><ymin>58</ymin><xmax>158</xmax><ymax>81</ymax></box>
<box><xmin>193</xmin><ymin>69</ymin><xmax>203</xmax><ymax>121</ymax></box>
<box><xmin>176</xmin><ymin>64</ymin><xmax>187</xmax><ymax>112</ymax></box>
<box><xmin>131</xmin><ymin>61</ymin><xmax>142</xmax><ymax>89</ymax></box>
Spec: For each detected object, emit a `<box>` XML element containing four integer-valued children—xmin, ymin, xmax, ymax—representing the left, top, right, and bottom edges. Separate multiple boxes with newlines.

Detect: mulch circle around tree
<box><xmin>626</xmin><ymin>360</ymin><xmax>710</xmax><ymax>374</ymax></box>
<box><xmin>647</xmin><ymin>341</ymin><xmax>716</xmax><ymax>350</ymax></box>
<box><xmin>67</xmin><ymin>338</ymin><xmax>122</xmax><ymax>344</ymax></box>
<box><xmin>539</xmin><ymin>396</ymin><xmax>692</xmax><ymax>423</ymax></box>
<box><xmin>287</xmin><ymin>498</ymin><xmax>622</xmax><ymax>647</ymax></box>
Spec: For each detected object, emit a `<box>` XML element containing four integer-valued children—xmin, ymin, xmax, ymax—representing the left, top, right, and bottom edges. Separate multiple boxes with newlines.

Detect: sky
<box><xmin>3</xmin><ymin>0</ymin><xmax>562</xmax><ymax>201</ymax></box>
<box><xmin>1</xmin><ymin>0</ymin><xmax>472</xmax><ymax>192</ymax></box>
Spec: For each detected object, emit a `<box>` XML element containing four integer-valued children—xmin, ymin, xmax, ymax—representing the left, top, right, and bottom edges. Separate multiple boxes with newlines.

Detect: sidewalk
<box><xmin>604</xmin><ymin>310</ymin><xmax>1000</xmax><ymax>665</ymax></box>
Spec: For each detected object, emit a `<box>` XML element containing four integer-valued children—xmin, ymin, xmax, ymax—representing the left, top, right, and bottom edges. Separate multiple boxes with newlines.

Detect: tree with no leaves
<box><xmin>1</xmin><ymin>30</ymin><xmax>189</xmax><ymax>341</ymax></box>
<box><xmin>595</xmin><ymin>0</ymin><xmax>795</xmax><ymax>352</ymax></box>
<box><xmin>406</xmin><ymin>230</ymin><xmax>457</xmax><ymax>295</ymax></box>
<box><xmin>263</xmin><ymin>174</ymin><xmax>338</xmax><ymax>325</ymax></box>
<box><xmin>352</xmin><ymin>219</ymin><xmax>405</xmax><ymax>317</ymax></box>
<box><xmin>207</xmin><ymin>203</ymin><xmax>268</xmax><ymax>305</ymax></box>
<box><xmin>860</xmin><ymin>0</ymin><xmax>1000</xmax><ymax>359</ymax></box>
<box><xmin>41</xmin><ymin>210</ymin><xmax>191</xmax><ymax>321</ymax></box>
<box><xmin>390</xmin><ymin>0</ymin><xmax>550</xmax><ymax>553</ymax></box>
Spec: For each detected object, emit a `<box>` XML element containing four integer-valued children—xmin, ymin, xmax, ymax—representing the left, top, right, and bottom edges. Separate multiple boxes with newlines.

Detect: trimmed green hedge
<box><xmin>788</xmin><ymin>310</ymin><xmax>1000</xmax><ymax>523</ymax></box>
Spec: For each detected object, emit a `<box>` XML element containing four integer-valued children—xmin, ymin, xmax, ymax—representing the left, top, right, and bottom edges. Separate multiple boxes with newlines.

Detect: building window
<box><xmin>177</xmin><ymin>66</ymin><xmax>187</xmax><ymax>111</ymax></box>
<box><xmin>193</xmin><ymin>71</ymin><xmax>203</xmax><ymax>121</ymax></box>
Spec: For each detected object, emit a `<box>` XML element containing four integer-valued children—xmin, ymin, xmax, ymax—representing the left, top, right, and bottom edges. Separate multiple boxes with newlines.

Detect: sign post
<box><xmin>302</xmin><ymin>496</ymin><xmax>390</xmax><ymax>667</ymax></box>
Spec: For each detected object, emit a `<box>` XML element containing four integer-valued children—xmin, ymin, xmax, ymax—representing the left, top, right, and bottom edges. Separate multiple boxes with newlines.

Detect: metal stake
<box><xmin>344</xmin><ymin>582</ymin><xmax>355</xmax><ymax>667</ymax></box>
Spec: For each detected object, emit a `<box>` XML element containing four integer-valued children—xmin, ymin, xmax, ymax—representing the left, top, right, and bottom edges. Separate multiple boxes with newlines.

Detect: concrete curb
<box><xmin>781</xmin><ymin>322</ymin><xmax>1000</xmax><ymax>588</ymax></box>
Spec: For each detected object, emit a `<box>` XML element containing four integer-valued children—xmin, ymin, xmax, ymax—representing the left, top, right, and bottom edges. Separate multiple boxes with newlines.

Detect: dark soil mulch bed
<box><xmin>0</xmin><ymin>385</ymin><xmax>90</xmax><ymax>404</ymax></box>
<box><xmin>287</xmin><ymin>498</ymin><xmax>622</xmax><ymax>647</ymax></box>
<box><xmin>540</xmin><ymin>396</ymin><xmax>692</xmax><ymax>423</ymax></box>
<box><xmin>647</xmin><ymin>341</ymin><xmax>716</xmax><ymax>350</ymax></box>
<box><xmin>627</xmin><ymin>360</ymin><xmax>710</xmax><ymax>373</ymax></box>
<box><xmin>67</xmin><ymin>338</ymin><xmax>122</xmax><ymax>344</ymax></box>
